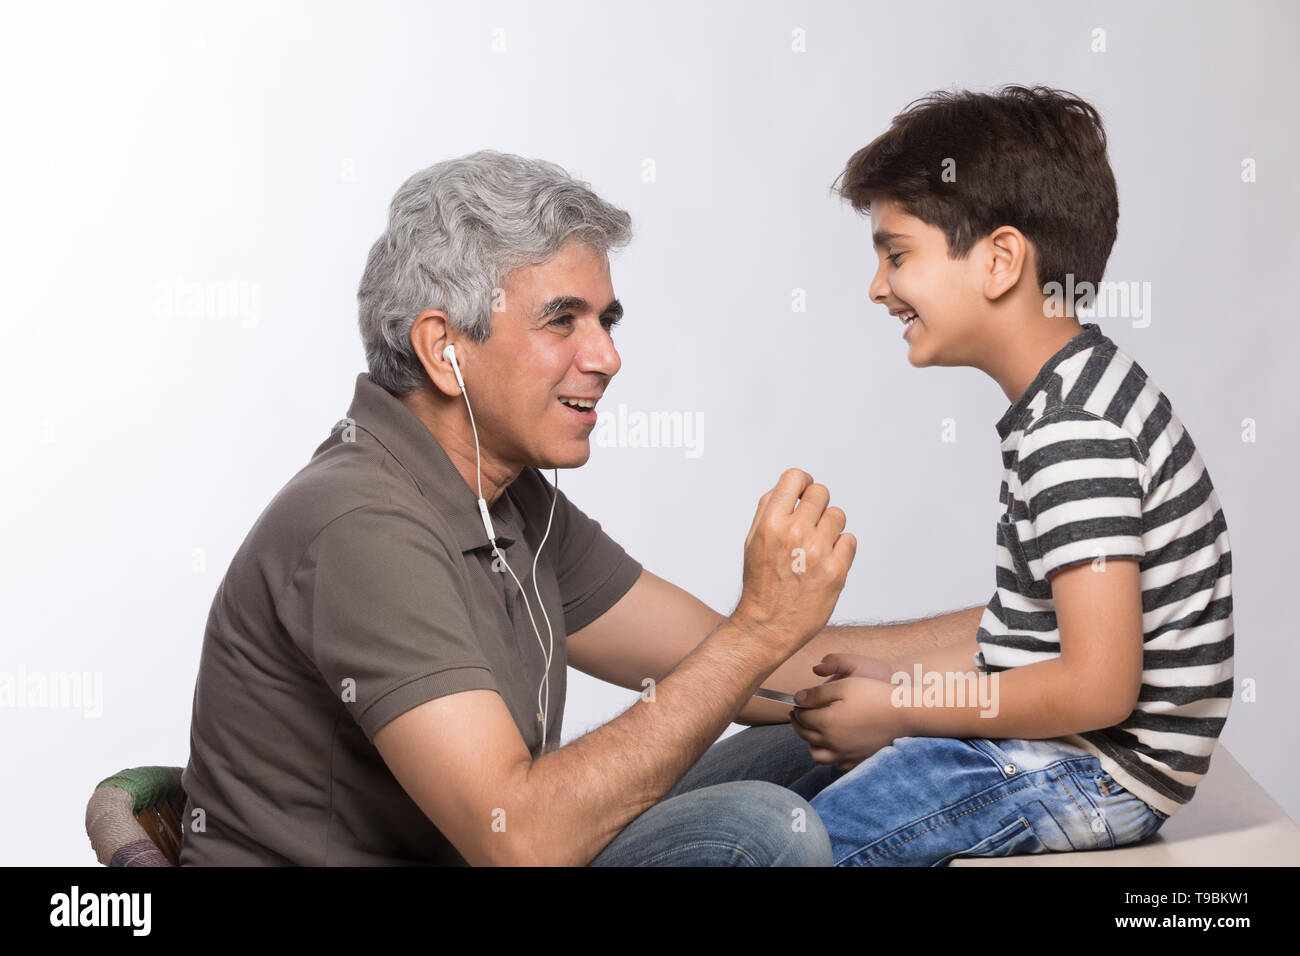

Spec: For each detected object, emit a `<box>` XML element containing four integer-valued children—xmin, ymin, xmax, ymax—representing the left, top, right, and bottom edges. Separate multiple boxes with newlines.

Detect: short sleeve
<box><xmin>275</xmin><ymin>505</ymin><xmax>499</xmax><ymax>742</ymax></box>
<box><xmin>542</xmin><ymin>478</ymin><xmax>643</xmax><ymax>634</ymax></box>
<box><xmin>1015</xmin><ymin>409</ymin><xmax>1149</xmax><ymax>580</ymax></box>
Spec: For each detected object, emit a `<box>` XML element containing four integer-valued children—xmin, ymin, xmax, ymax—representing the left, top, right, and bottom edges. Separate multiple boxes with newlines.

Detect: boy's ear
<box><xmin>983</xmin><ymin>225</ymin><xmax>1032</xmax><ymax>301</ymax></box>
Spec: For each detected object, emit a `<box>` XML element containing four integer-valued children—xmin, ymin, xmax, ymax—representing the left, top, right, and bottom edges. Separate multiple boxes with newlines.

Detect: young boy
<box><xmin>787</xmin><ymin>85</ymin><xmax>1235</xmax><ymax>865</ymax></box>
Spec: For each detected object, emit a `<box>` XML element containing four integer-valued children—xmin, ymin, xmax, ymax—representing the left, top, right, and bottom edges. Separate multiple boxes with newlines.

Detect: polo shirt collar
<box><xmin>344</xmin><ymin>373</ymin><xmax>526</xmax><ymax>553</ymax></box>
<box><xmin>995</xmin><ymin>322</ymin><xmax>1103</xmax><ymax>440</ymax></box>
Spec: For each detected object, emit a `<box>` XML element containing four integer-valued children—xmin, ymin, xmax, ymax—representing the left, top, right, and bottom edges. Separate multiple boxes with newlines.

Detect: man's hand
<box><xmin>731</xmin><ymin>469</ymin><xmax>857</xmax><ymax>655</ymax></box>
<box><xmin>788</xmin><ymin>675</ymin><xmax>905</xmax><ymax>772</ymax></box>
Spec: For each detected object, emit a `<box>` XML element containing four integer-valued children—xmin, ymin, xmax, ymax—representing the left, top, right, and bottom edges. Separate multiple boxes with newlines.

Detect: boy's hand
<box><xmin>812</xmin><ymin>653</ymin><xmax>896</xmax><ymax>684</ymax></box>
<box><xmin>789</xmin><ymin>676</ymin><xmax>904</xmax><ymax>772</ymax></box>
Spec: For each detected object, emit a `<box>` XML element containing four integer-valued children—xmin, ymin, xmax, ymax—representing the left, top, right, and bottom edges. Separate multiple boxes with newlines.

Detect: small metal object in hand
<box><xmin>753</xmin><ymin>687</ymin><xmax>800</xmax><ymax>707</ymax></box>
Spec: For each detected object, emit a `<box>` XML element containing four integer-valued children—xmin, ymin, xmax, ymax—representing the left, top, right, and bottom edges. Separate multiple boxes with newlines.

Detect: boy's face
<box><xmin>867</xmin><ymin>198</ymin><xmax>984</xmax><ymax>367</ymax></box>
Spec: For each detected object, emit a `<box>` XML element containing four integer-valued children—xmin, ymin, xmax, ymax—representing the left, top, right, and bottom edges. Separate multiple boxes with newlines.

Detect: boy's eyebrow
<box><xmin>872</xmin><ymin>230</ymin><xmax>911</xmax><ymax>249</ymax></box>
<box><xmin>537</xmin><ymin>295</ymin><xmax>624</xmax><ymax>319</ymax></box>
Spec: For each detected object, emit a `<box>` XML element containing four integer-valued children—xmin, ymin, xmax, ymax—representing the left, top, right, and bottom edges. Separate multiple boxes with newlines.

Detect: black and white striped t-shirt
<box><xmin>975</xmin><ymin>322</ymin><xmax>1234</xmax><ymax>818</ymax></box>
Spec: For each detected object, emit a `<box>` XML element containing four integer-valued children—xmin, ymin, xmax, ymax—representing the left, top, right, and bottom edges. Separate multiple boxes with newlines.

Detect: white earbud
<box><xmin>443</xmin><ymin>340</ymin><xmax>558</xmax><ymax>753</ymax></box>
<box><xmin>443</xmin><ymin>344</ymin><xmax>466</xmax><ymax>390</ymax></box>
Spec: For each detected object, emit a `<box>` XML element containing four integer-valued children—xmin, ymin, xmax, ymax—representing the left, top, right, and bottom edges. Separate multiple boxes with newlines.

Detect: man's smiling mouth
<box><xmin>558</xmin><ymin>395</ymin><xmax>601</xmax><ymax>421</ymax></box>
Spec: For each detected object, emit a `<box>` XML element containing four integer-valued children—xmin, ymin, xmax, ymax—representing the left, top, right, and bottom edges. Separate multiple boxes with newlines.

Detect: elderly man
<box><xmin>179</xmin><ymin>151</ymin><xmax>977</xmax><ymax>866</ymax></box>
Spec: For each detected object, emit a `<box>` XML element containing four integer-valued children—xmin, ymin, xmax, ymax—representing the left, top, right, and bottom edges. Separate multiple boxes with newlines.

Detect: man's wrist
<box><xmin>726</xmin><ymin>606</ymin><xmax>785</xmax><ymax>649</ymax></box>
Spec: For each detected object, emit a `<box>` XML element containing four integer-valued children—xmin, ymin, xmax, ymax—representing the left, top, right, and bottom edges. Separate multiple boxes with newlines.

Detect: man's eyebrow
<box><xmin>872</xmin><ymin>230</ymin><xmax>910</xmax><ymax>249</ymax></box>
<box><xmin>537</xmin><ymin>296</ymin><xmax>624</xmax><ymax>319</ymax></box>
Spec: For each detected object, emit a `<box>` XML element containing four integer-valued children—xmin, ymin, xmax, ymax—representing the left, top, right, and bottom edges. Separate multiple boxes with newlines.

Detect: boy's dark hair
<box><xmin>835</xmin><ymin>84</ymin><xmax>1118</xmax><ymax>291</ymax></box>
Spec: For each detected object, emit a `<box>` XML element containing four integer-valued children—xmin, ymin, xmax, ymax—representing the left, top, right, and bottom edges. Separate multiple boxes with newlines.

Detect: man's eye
<box><xmin>548</xmin><ymin>314</ymin><xmax>621</xmax><ymax>332</ymax></box>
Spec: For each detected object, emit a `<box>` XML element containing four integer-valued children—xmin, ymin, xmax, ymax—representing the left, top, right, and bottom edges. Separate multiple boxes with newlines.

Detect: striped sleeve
<box><xmin>1016</xmin><ymin>408</ymin><xmax>1150</xmax><ymax>580</ymax></box>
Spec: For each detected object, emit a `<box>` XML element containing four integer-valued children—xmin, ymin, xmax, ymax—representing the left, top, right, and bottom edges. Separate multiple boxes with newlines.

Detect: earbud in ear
<box><xmin>443</xmin><ymin>343</ymin><xmax>466</xmax><ymax>390</ymax></box>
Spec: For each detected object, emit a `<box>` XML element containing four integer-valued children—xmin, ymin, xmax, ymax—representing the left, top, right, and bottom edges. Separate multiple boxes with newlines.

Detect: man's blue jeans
<box><xmin>788</xmin><ymin>734</ymin><xmax>1170</xmax><ymax>866</ymax></box>
<box><xmin>588</xmin><ymin>722</ymin><xmax>835</xmax><ymax>866</ymax></box>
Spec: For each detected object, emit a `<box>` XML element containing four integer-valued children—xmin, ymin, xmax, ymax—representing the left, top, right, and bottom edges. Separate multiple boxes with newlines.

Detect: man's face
<box><xmin>867</xmin><ymin>197</ymin><xmax>983</xmax><ymax>367</ymax></box>
<box><xmin>465</xmin><ymin>239</ymin><xmax>622</xmax><ymax>472</ymax></box>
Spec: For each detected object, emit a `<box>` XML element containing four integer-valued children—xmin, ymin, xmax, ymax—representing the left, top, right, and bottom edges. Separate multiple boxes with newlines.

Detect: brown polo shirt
<box><xmin>179</xmin><ymin>373</ymin><xmax>643</xmax><ymax>865</ymax></box>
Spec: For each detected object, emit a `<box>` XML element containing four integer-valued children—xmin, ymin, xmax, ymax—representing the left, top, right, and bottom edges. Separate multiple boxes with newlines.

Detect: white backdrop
<box><xmin>2</xmin><ymin>0</ymin><xmax>1297</xmax><ymax>864</ymax></box>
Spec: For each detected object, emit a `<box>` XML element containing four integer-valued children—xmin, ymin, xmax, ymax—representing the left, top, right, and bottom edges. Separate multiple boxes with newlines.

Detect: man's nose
<box><xmin>575</xmin><ymin>321</ymin><xmax>621</xmax><ymax>378</ymax></box>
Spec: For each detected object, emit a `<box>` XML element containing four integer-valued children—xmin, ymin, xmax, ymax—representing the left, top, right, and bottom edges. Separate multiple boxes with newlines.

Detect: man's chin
<box><xmin>535</xmin><ymin>442</ymin><xmax>592</xmax><ymax>471</ymax></box>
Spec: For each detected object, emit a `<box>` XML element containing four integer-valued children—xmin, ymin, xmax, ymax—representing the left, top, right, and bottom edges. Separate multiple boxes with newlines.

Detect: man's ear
<box><xmin>982</xmin><ymin>226</ymin><xmax>1031</xmax><ymax>302</ymax></box>
<box><xmin>409</xmin><ymin>308</ymin><xmax>463</xmax><ymax>399</ymax></box>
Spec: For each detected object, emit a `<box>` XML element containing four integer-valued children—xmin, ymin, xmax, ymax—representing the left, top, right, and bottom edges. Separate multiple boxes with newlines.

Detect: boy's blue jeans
<box><xmin>788</xmin><ymin>733</ymin><xmax>1170</xmax><ymax>866</ymax></box>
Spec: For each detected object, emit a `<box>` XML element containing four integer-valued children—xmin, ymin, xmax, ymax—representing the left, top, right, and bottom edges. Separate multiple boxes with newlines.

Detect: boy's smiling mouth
<box><xmin>891</xmin><ymin>308</ymin><xmax>921</xmax><ymax>336</ymax></box>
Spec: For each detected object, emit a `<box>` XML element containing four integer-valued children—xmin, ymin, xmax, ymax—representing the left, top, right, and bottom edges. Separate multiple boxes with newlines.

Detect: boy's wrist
<box><xmin>887</xmin><ymin>658</ymin><xmax>1000</xmax><ymax>738</ymax></box>
<box><xmin>888</xmin><ymin>690</ymin><xmax>918</xmax><ymax>738</ymax></box>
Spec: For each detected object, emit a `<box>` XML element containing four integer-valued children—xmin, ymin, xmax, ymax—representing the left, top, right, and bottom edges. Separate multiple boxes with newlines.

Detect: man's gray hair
<box><xmin>357</xmin><ymin>150</ymin><xmax>633</xmax><ymax>397</ymax></box>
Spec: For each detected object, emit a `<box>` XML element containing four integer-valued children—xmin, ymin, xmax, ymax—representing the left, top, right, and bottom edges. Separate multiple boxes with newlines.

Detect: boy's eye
<box><xmin>886</xmin><ymin>251</ymin><xmax>904</xmax><ymax>266</ymax></box>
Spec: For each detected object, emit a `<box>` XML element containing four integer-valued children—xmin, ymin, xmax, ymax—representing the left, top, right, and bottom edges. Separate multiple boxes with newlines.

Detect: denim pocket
<box><xmin>948</xmin><ymin>816</ymin><xmax>1048</xmax><ymax>862</ymax></box>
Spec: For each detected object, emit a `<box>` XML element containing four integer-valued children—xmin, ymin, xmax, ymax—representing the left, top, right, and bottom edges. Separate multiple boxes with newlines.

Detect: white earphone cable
<box><xmin>451</xmin><ymin>346</ymin><xmax>559</xmax><ymax>753</ymax></box>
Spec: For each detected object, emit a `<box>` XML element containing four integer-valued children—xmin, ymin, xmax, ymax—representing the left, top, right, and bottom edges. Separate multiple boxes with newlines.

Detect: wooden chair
<box><xmin>86</xmin><ymin>766</ymin><xmax>186</xmax><ymax>867</ymax></box>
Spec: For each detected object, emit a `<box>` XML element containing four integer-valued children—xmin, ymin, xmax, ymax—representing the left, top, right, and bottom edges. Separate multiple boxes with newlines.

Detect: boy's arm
<box><xmin>798</xmin><ymin>409</ymin><xmax>1149</xmax><ymax>745</ymax></box>
<box><xmin>894</xmin><ymin>558</ymin><xmax>1145</xmax><ymax>738</ymax></box>
<box><xmin>746</xmin><ymin>605</ymin><xmax>985</xmax><ymax>722</ymax></box>
<box><xmin>792</xmin><ymin>558</ymin><xmax>1144</xmax><ymax>765</ymax></box>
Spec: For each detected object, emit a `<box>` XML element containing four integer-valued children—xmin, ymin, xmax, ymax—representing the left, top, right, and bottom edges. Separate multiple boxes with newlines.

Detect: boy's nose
<box><xmin>868</xmin><ymin>263</ymin><xmax>893</xmax><ymax>306</ymax></box>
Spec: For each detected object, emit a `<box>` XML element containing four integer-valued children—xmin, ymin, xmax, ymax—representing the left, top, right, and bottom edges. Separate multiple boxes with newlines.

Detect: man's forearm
<box><xmin>736</xmin><ymin>604</ymin><xmax>987</xmax><ymax>724</ymax></box>
<box><xmin>824</xmin><ymin>604</ymin><xmax>987</xmax><ymax>668</ymax></box>
<box><xmin>902</xmin><ymin>631</ymin><xmax>983</xmax><ymax>676</ymax></box>
<box><xmin>514</xmin><ymin>618</ymin><xmax>794</xmax><ymax>866</ymax></box>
